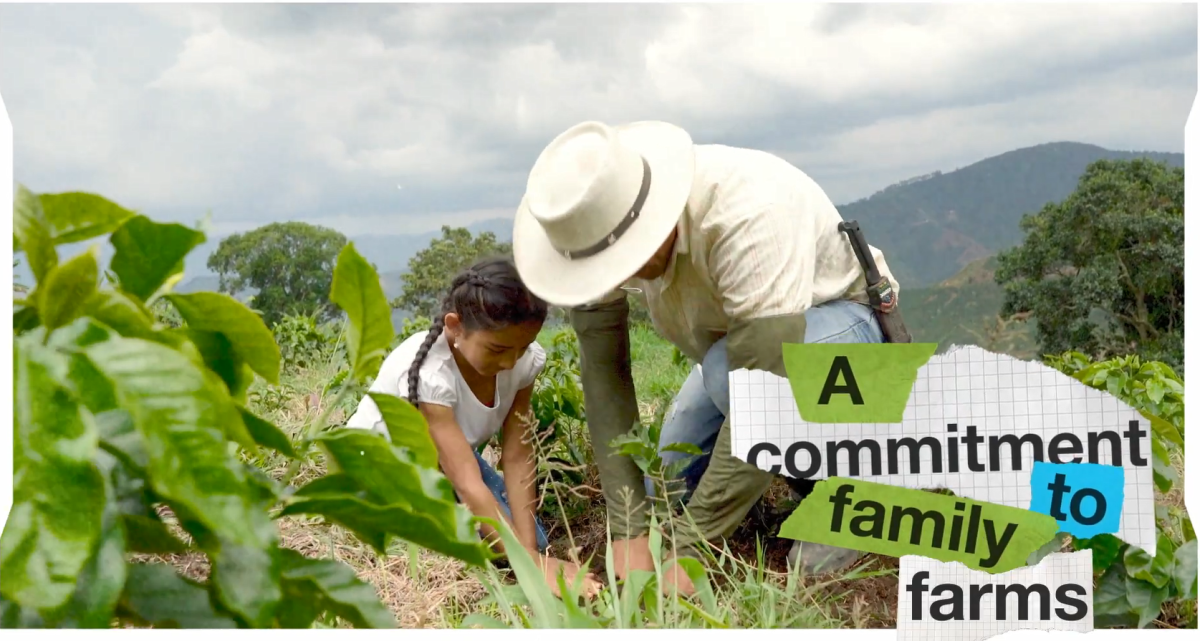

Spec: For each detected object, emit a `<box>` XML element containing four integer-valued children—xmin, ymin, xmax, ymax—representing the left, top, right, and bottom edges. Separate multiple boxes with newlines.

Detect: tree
<box><xmin>208</xmin><ymin>222</ymin><xmax>348</xmax><ymax>327</ymax></box>
<box><xmin>995</xmin><ymin>158</ymin><xmax>1183</xmax><ymax>370</ymax></box>
<box><xmin>393</xmin><ymin>225</ymin><xmax>512</xmax><ymax>318</ymax></box>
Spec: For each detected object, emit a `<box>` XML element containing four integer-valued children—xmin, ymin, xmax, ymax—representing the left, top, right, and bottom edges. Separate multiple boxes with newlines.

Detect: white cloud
<box><xmin>0</xmin><ymin>3</ymin><xmax>1193</xmax><ymax>240</ymax></box>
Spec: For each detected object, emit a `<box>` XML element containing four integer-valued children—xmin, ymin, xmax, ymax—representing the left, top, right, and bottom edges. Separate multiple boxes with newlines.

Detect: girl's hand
<box><xmin>540</xmin><ymin>556</ymin><xmax>602</xmax><ymax>599</ymax></box>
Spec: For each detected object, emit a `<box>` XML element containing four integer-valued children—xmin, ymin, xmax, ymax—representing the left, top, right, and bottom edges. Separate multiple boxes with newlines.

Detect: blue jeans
<box><xmin>646</xmin><ymin>299</ymin><xmax>885</xmax><ymax>500</ymax></box>
<box><xmin>474</xmin><ymin>450</ymin><xmax>550</xmax><ymax>553</ymax></box>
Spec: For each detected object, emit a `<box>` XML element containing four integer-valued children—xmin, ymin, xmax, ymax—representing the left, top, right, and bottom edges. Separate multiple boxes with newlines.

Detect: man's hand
<box><xmin>610</xmin><ymin>536</ymin><xmax>654</xmax><ymax>580</ymax></box>
<box><xmin>539</xmin><ymin>556</ymin><xmax>602</xmax><ymax>599</ymax></box>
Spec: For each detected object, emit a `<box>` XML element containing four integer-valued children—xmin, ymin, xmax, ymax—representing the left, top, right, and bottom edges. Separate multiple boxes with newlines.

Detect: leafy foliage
<box><xmin>5</xmin><ymin>186</ymin><xmax>492</xmax><ymax>629</ymax></box>
<box><xmin>392</xmin><ymin>226</ymin><xmax>512</xmax><ymax>318</ymax></box>
<box><xmin>1044</xmin><ymin>351</ymin><xmax>1194</xmax><ymax>628</ymax></box>
<box><xmin>207</xmin><ymin>222</ymin><xmax>348</xmax><ymax>327</ymax></box>
<box><xmin>998</xmin><ymin>159</ymin><xmax>1184</xmax><ymax>371</ymax></box>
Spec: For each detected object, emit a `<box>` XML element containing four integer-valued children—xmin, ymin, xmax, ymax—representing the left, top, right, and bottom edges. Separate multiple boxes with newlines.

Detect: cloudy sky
<box><xmin>1</xmin><ymin>3</ymin><xmax>1195</xmax><ymax>240</ymax></box>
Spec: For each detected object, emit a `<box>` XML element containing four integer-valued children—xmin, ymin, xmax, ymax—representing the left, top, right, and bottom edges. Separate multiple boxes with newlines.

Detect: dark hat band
<box><xmin>560</xmin><ymin>156</ymin><xmax>651</xmax><ymax>261</ymax></box>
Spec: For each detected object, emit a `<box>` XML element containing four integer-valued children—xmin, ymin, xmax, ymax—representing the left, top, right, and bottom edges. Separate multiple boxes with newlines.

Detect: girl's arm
<box><xmin>499</xmin><ymin>384</ymin><xmax>541</xmax><ymax>554</ymax></box>
<box><xmin>420</xmin><ymin>404</ymin><xmax>520</xmax><ymax>553</ymax></box>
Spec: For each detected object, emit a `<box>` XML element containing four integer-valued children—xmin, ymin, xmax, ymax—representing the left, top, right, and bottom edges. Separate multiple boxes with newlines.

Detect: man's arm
<box><xmin>567</xmin><ymin>292</ymin><xmax>649</xmax><ymax>541</ymax></box>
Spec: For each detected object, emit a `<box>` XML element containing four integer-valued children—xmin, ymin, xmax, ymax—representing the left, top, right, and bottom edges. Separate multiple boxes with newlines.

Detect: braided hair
<box><xmin>407</xmin><ymin>257</ymin><xmax>549</xmax><ymax>405</ymax></box>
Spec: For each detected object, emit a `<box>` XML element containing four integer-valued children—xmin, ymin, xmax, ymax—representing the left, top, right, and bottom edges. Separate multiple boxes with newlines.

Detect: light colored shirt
<box><xmin>345</xmin><ymin>330</ymin><xmax>547</xmax><ymax>449</ymax></box>
<box><xmin>590</xmin><ymin>143</ymin><xmax>899</xmax><ymax>363</ymax></box>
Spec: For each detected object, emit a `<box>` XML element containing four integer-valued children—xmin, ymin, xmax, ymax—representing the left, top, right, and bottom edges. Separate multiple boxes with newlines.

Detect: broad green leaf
<box><xmin>239</xmin><ymin>407</ymin><xmax>299</xmax><ymax>459</ymax></box>
<box><xmin>167</xmin><ymin>292</ymin><xmax>281</xmax><ymax>385</ymax></box>
<box><xmin>1172</xmin><ymin>539</ymin><xmax>1197</xmax><ymax>600</ymax></box>
<box><xmin>1151</xmin><ymin>439</ymin><xmax>1177</xmax><ymax>492</ymax></box>
<box><xmin>1073</xmin><ymin>534</ymin><xmax>1124</xmax><ymax>570</ymax></box>
<box><xmin>109</xmin><ymin>216</ymin><xmax>205</xmax><ymax>302</ymax></box>
<box><xmin>1125</xmin><ymin>534</ymin><xmax>1175</xmax><ymax>589</ymax></box>
<box><xmin>279</xmin><ymin>495</ymin><xmax>489</xmax><ymax>566</ymax></box>
<box><xmin>13</xmin><ymin>184</ymin><xmax>58</xmax><ymax>284</ymax></box>
<box><xmin>2</xmin><ymin>340</ymin><xmax>105</xmax><ymax>611</ymax></box>
<box><xmin>330</xmin><ymin>242</ymin><xmax>394</xmax><ymax>381</ymax></box>
<box><xmin>83</xmin><ymin>290</ymin><xmax>157</xmax><ymax>340</ymax></box>
<box><xmin>184</xmin><ymin>329</ymin><xmax>256</xmax><ymax>402</ymax></box>
<box><xmin>315</xmin><ymin>430</ymin><xmax>455</xmax><ymax>510</ymax></box>
<box><xmin>368</xmin><ymin>392</ymin><xmax>438</xmax><ymax>469</ymax></box>
<box><xmin>38</xmin><ymin>191</ymin><xmax>137</xmax><ymax>245</ymax></box>
<box><xmin>0</xmin><ymin>596</ymin><xmax>47</xmax><ymax>628</ymax></box>
<box><xmin>82</xmin><ymin>337</ymin><xmax>276</xmax><ymax>551</ymax></box>
<box><xmin>116</xmin><ymin>563</ymin><xmax>238</xmax><ymax>629</ymax></box>
<box><xmin>274</xmin><ymin>548</ymin><xmax>396</xmax><ymax>629</ymax></box>
<box><xmin>35</xmin><ymin>247</ymin><xmax>100</xmax><ymax>331</ymax></box>
<box><xmin>14</xmin><ymin>307</ymin><xmax>41</xmax><ymax>334</ymax></box>
<box><xmin>208</xmin><ymin>542</ymin><xmax>281</xmax><ymax>628</ymax></box>
<box><xmin>1148</xmin><ymin>414</ymin><xmax>1184</xmax><ymax>448</ymax></box>
<box><xmin>95</xmin><ymin>409</ymin><xmax>149</xmax><ymax>472</ymax></box>
<box><xmin>121</xmin><ymin>515</ymin><xmax>187</xmax><ymax>555</ymax></box>
<box><xmin>55</xmin><ymin>506</ymin><xmax>128</xmax><ymax>628</ymax></box>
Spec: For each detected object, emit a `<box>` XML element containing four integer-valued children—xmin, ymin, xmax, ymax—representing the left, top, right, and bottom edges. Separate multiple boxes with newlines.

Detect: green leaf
<box><xmin>2</xmin><ymin>339</ymin><xmax>105</xmax><ymax>612</ymax></box>
<box><xmin>83</xmin><ymin>290</ymin><xmax>157</xmax><ymax>340</ymax></box>
<box><xmin>1093</xmin><ymin>562</ymin><xmax>1139</xmax><ymax>628</ymax></box>
<box><xmin>55</xmin><ymin>509</ymin><xmax>128</xmax><ymax>628</ymax></box>
<box><xmin>274</xmin><ymin>548</ymin><xmax>396</xmax><ymax>629</ymax></box>
<box><xmin>38</xmin><ymin>191</ymin><xmax>138</xmax><ymax>245</ymax></box>
<box><xmin>208</xmin><ymin>542</ymin><xmax>281</xmax><ymax>629</ymax></box>
<box><xmin>109</xmin><ymin>216</ymin><xmax>205</xmax><ymax>302</ymax></box>
<box><xmin>116</xmin><ymin>563</ymin><xmax>238</xmax><ymax>629</ymax></box>
<box><xmin>167</xmin><ymin>292</ymin><xmax>281</xmax><ymax>385</ymax></box>
<box><xmin>1151</xmin><ymin>438</ymin><xmax>1177</xmax><ymax>493</ymax></box>
<box><xmin>314</xmin><ymin>430</ymin><xmax>455</xmax><ymax>509</ymax></box>
<box><xmin>279</xmin><ymin>494</ymin><xmax>490</xmax><ymax>566</ymax></box>
<box><xmin>121</xmin><ymin>515</ymin><xmax>187</xmax><ymax>555</ymax></box>
<box><xmin>1172</xmin><ymin>539</ymin><xmax>1197</xmax><ymax>600</ymax></box>
<box><xmin>330</xmin><ymin>242</ymin><xmax>394</xmax><ymax>381</ymax></box>
<box><xmin>1074</xmin><ymin>534</ymin><xmax>1124</xmax><ymax>570</ymax></box>
<box><xmin>184</xmin><ymin>329</ymin><xmax>256</xmax><ymax>401</ymax></box>
<box><xmin>660</xmin><ymin>442</ymin><xmax>704</xmax><ymax>456</ymax></box>
<box><xmin>1125</xmin><ymin>535</ymin><xmax>1175</xmax><ymax>589</ymax></box>
<box><xmin>367</xmin><ymin>393</ymin><xmax>438</xmax><ymax>469</ymax></box>
<box><xmin>14</xmin><ymin>307</ymin><xmax>41</xmax><ymax>334</ymax></box>
<box><xmin>81</xmin><ymin>337</ymin><xmax>276</xmax><ymax>550</ymax></box>
<box><xmin>13</xmin><ymin>184</ymin><xmax>59</xmax><ymax>284</ymax></box>
<box><xmin>239</xmin><ymin>407</ymin><xmax>299</xmax><ymax>459</ymax></box>
<box><xmin>35</xmin><ymin>247</ymin><xmax>100</xmax><ymax>331</ymax></box>
<box><xmin>1148</xmin><ymin>414</ymin><xmax>1184</xmax><ymax>448</ymax></box>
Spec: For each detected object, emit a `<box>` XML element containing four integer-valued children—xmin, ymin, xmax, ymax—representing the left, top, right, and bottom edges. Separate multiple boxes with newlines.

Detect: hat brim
<box><xmin>513</xmin><ymin>121</ymin><xmax>696</xmax><ymax>308</ymax></box>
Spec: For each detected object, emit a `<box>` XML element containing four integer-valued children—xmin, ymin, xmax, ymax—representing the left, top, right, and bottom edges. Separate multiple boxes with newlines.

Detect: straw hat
<box><xmin>512</xmin><ymin>120</ymin><xmax>695</xmax><ymax>307</ymax></box>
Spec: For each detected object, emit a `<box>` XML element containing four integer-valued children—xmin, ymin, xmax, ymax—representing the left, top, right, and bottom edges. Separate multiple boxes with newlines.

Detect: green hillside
<box><xmin>841</xmin><ymin>142</ymin><xmax>1184</xmax><ymax>288</ymax></box>
<box><xmin>901</xmin><ymin>256</ymin><xmax>1038</xmax><ymax>359</ymax></box>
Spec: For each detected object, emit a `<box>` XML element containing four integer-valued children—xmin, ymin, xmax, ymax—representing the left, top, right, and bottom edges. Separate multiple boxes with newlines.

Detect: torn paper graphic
<box><xmin>898</xmin><ymin>551</ymin><xmax>1094</xmax><ymax>641</ymax></box>
<box><xmin>729</xmin><ymin>344</ymin><xmax>1155</xmax><ymax>556</ymax></box>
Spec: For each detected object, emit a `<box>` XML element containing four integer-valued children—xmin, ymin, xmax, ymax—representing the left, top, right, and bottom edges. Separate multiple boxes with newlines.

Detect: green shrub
<box><xmin>4</xmin><ymin>186</ymin><xmax>493</xmax><ymax>629</ymax></box>
<box><xmin>1044</xmin><ymin>351</ymin><xmax>1195</xmax><ymax>628</ymax></box>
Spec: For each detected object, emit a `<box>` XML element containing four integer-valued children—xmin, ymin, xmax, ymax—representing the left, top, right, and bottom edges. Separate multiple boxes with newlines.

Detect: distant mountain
<box><xmin>901</xmin><ymin>256</ymin><xmax>1038</xmax><ymax>360</ymax></box>
<box><xmin>839</xmin><ymin>142</ymin><xmax>1184</xmax><ymax>289</ymax></box>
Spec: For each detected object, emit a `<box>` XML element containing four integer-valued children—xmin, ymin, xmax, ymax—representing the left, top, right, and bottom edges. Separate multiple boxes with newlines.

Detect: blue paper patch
<box><xmin>1029</xmin><ymin>461</ymin><xmax>1124</xmax><ymax>538</ymax></box>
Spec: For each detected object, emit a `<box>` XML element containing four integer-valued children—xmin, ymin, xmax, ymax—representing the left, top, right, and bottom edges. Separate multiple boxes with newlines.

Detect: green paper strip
<box><xmin>782</xmin><ymin>342</ymin><xmax>938</xmax><ymax>423</ymax></box>
<box><xmin>779</xmin><ymin>477</ymin><xmax>1059</xmax><ymax>574</ymax></box>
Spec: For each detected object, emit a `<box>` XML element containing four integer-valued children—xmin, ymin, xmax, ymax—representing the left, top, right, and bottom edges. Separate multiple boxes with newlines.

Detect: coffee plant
<box><xmin>4</xmin><ymin>186</ymin><xmax>493</xmax><ymax>628</ymax></box>
<box><xmin>1045</xmin><ymin>351</ymin><xmax>1196</xmax><ymax>628</ymax></box>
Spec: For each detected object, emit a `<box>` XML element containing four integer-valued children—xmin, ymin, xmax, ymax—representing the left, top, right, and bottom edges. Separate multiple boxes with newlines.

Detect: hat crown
<box><xmin>525</xmin><ymin>121</ymin><xmax>646</xmax><ymax>255</ymax></box>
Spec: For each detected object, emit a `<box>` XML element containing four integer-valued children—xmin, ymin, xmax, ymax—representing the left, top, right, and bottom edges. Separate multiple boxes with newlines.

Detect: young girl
<box><xmin>346</xmin><ymin>257</ymin><xmax>600</xmax><ymax>598</ymax></box>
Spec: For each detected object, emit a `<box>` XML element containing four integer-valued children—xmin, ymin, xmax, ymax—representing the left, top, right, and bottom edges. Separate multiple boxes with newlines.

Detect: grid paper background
<box><xmin>898</xmin><ymin>551</ymin><xmax>1094</xmax><ymax>641</ymax></box>
<box><xmin>729</xmin><ymin>345</ymin><xmax>1155</xmax><ymax>556</ymax></box>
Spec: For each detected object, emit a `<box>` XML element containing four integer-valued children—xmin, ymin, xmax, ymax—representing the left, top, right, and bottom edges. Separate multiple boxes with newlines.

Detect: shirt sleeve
<box><xmin>517</xmin><ymin>341</ymin><xmax>547</xmax><ymax>390</ymax></box>
<box><xmin>707</xmin><ymin>202</ymin><xmax>819</xmax><ymax>376</ymax></box>
<box><xmin>414</xmin><ymin>363</ymin><xmax>457</xmax><ymax>407</ymax></box>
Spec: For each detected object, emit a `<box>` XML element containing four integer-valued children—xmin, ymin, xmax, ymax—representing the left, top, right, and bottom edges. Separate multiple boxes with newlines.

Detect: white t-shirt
<box><xmin>345</xmin><ymin>330</ymin><xmax>547</xmax><ymax>449</ymax></box>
